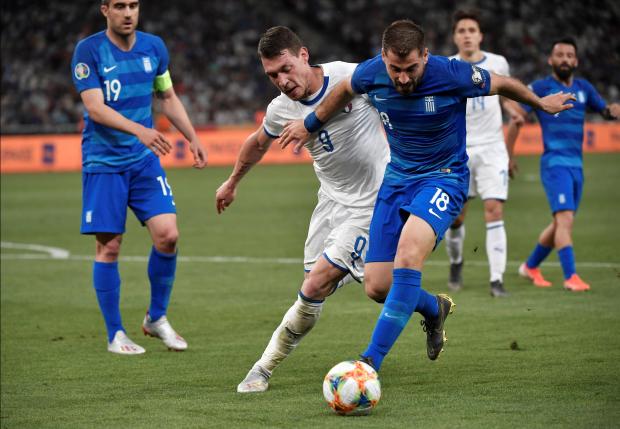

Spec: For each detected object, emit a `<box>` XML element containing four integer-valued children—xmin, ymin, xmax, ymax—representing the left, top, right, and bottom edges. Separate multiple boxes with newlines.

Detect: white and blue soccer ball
<box><xmin>322</xmin><ymin>360</ymin><xmax>381</xmax><ymax>416</ymax></box>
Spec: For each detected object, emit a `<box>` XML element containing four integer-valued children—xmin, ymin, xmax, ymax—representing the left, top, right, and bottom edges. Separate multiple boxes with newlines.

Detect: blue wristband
<box><xmin>304</xmin><ymin>112</ymin><xmax>324</xmax><ymax>133</ymax></box>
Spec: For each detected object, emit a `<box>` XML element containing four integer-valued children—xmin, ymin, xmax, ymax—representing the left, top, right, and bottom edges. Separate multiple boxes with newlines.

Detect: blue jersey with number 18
<box><xmin>71</xmin><ymin>31</ymin><xmax>170</xmax><ymax>173</ymax></box>
<box><xmin>351</xmin><ymin>54</ymin><xmax>491</xmax><ymax>183</ymax></box>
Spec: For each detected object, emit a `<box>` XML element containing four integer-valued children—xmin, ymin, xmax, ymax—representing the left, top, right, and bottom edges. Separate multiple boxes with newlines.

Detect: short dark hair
<box><xmin>550</xmin><ymin>37</ymin><xmax>578</xmax><ymax>54</ymax></box>
<box><xmin>258</xmin><ymin>26</ymin><xmax>303</xmax><ymax>59</ymax></box>
<box><xmin>382</xmin><ymin>20</ymin><xmax>425</xmax><ymax>57</ymax></box>
<box><xmin>452</xmin><ymin>9</ymin><xmax>482</xmax><ymax>33</ymax></box>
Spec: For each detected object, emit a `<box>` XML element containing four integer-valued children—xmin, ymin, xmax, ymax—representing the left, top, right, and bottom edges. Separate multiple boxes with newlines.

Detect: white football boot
<box><xmin>141</xmin><ymin>314</ymin><xmax>188</xmax><ymax>351</ymax></box>
<box><xmin>107</xmin><ymin>331</ymin><xmax>146</xmax><ymax>355</ymax></box>
<box><xmin>237</xmin><ymin>365</ymin><xmax>271</xmax><ymax>393</ymax></box>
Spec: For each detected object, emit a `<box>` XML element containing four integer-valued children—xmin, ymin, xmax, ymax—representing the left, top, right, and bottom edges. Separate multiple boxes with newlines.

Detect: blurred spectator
<box><xmin>1</xmin><ymin>0</ymin><xmax>618</xmax><ymax>134</ymax></box>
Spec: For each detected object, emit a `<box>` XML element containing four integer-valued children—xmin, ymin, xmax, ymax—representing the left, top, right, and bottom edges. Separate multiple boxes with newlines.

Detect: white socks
<box><xmin>445</xmin><ymin>221</ymin><xmax>506</xmax><ymax>282</ymax></box>
<box><xmin>255</xmin><ymin>294</ymin><xmax>323</xmax><ymax>374</ymax></box>
<box><xmin>445</xmin><ymin>224</ymin><xmax>465</xmax><ymax>264</ymax></box>
<box><xmin>486</xmin><ymin>220</ymin><xmax>507</xmax><ymax>282</ymax></box>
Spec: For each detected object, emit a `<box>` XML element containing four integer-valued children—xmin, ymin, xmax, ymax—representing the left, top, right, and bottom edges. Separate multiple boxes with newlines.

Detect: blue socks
<box><xmin>93</xmin><ymin>261</ymin><xmax>124</xmax><ymax>343</ymax></box>
<box><xmin>527</xmin><ymin>243</ymin><xmax>576</xmax><ymax>279</ymax></box>
<box><xmin>148</xmin><ymin>246</ymin><xmax>177</xmax><ymax>322</ymax></box>
<box><xmin>526</xmin><ymin>243</ymin><xmax>553</xmax><ymax>268</ymax></box>
<box><xmin>362</xmin><ymin>268</ymin><xmax>425</xmax><ymax>371</ymax></box>
<box><xmin>416</xmin><ymin>289</ymin><xmax>439</xmax><ymax>319</ymax></box>
<box><xmin>558</xmin><ymin>246</ymin><xmax>576</xmax><ymax>279</ymax></box>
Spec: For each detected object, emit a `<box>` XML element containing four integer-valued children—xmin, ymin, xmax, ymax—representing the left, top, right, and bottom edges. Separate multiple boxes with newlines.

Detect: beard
<box><xmin>553</xmin><ymin>63</ymin><xmax>575</xmax><ymax>80</ymax></box>
<box><xmin>393</xmin><ymin>77</ymin><xmax>419</xmax><ymax>95</ymax></box>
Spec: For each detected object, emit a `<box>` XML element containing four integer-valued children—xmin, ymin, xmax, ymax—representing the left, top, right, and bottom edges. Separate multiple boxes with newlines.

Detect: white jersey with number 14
<box><xmin>450</xmin><ymin>51</ymin><xmax>510</xmax><ymax>147</ymax></box>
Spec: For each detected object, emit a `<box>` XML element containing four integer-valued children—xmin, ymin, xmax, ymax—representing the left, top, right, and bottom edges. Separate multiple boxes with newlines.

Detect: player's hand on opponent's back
<box><xmin>540</xmin><ymin>91</ymin><xmax>576</xmax><ymax>114</ymax></box>
<box><xmin>215</xmin><ymin>179</ymin><xmax>237</xmax><ymax>214</ymax></box>
<box><xmin>136</xmin><ymin>126</ymin><xmax>172</xmax><ymax>156</ymax></box>
<box><xmin>280</xmin><ymin>120</ymin><xmax>310</xmax><ymax>154</ymax></box>
<box><xmin>189</xmin><ymin>139</ymin><xmax>208</xmax><ymax>169</ymax></box>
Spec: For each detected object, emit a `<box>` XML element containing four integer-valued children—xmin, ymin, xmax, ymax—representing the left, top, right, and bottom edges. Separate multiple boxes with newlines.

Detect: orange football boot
<box><xmin>518</xmin><ymin>263</ymin><xmax>552</xmax><ymax>288</ymax></box>
<box><xmin>563</xmin><ymin>274</ymin><xmax>590</xmax><ymax>292</ymax></box>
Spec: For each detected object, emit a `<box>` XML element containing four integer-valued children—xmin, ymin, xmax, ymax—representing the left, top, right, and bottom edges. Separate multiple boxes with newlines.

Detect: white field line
<box><xmin>1</xmin><ymin>242</ymin><xmax>618</xmax><ymax>269</ymax></box>
<box><xmin>0</xmin><ymin>241</ymin><xmax>70</xmax><ymax>258</ymax></box>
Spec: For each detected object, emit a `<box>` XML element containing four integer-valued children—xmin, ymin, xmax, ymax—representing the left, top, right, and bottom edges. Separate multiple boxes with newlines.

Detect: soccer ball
<box><xmin>322</xmin><ymin>360</ymin><xmax>381</xmax><ymax>416</ymax></box>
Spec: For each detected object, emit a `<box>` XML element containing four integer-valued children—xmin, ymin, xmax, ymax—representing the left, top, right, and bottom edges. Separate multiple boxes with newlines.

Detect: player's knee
<box><xmin>153</xmin><ymin>228</ymin><xmax>179</xmax><ymax>253</ymax></box>
<box><xmin>96</xmin><ymin>235</ymin><xmax>122</xmax><ymax>261</ymax></box>
<box><xmin>364</xmin><ymin>276</ymin><xmax>390</xmax><ymax>303</ymax></box>
<box><xmin>394</xmin><ymin>244</ymin><xmax>427</xmax><ymax>269</ymax></box>
<box><xmin>484</xmin><ymin>200</ymin><xmax>503</xmax><ymax>222</ymax></box>
<box><xmin>301</xmin><ymin>274</ymin><xmax>335</xmax><ymax>300</ymax></box>
<box><xmin>554</xmin><ymin>211</ymin><xmax>574</xmax><ymax>229</ymax></box>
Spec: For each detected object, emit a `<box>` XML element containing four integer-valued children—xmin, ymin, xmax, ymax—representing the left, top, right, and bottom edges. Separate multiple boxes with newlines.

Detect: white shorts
<box><xmin>467</xmin><ymin>143</ymin><xmax>509</xmax><ymax>200</ymax></box>
<box><xmin>304</xmin><ymin>192</ymin><xmax>373</xmax><ymax>283</ymax></box>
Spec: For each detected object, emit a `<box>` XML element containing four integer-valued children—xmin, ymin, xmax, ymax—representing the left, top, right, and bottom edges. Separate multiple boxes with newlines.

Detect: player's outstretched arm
<box><xmin>489</xmin><ymin>73</ymin><xmax>576</xmax><ymax>115</ymax></box>
<box><xmin>81</xmin><ymin>88</ymin><xmax>172</xmax><ymax>156</ymax></box>
<box><xmin>215</xmin><ymin>127</ymin><xmax>274</xmax><ymax>214</ymax></box>
<box><xmin>156</xmin><ymin>87</ymin><xmax>207</xmax><ymax>169</ymax></box>
<box><xmin>279</xmin><ymin>77</ymin><xmax>356</xmax><ymax>153</ymax></box>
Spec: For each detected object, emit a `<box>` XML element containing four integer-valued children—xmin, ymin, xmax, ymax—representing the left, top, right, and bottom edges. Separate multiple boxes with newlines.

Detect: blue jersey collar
<box><xmin>299</xmin><ymin>75</ymin><xmax>329</xmax><ymax>106</ymax></box>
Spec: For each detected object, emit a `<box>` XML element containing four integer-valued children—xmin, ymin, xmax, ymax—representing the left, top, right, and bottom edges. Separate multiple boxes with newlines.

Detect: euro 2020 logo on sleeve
<box><xmin>74</xmin><ymin>63</ymin><xmax>90</xmax><ymax>80</ymax></box>
<box><xmin>471</xmin><ymin>65</ymin><xmax>485</xmax><ymax>88</ymax></box>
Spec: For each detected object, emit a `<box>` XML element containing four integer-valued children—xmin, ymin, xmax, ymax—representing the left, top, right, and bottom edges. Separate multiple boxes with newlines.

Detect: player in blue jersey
<box><xmin>280</xmin><ymin>20</ymin><xmax>573</xmax><ymax>371</ymax></box>
<box><xmin>71</xmin><ymin>0</ymin><xmax>207</xmax><ymax>354</ymax></box>
<box><xmin>507</xmin><ymin>38</ymin><xmax>619</xmax><ymax>292</ymax></box>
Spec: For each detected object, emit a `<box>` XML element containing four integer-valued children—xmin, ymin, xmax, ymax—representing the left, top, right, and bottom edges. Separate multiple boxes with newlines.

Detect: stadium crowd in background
<box><xmin>1</xmin><ymin>0</ymin><xmax>618</xmax><ymax>134</ymax></box>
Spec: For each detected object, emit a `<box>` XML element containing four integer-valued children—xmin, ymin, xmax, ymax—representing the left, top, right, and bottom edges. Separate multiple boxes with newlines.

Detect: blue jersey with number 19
<box><xmin>351</xmin><ymin>54</ymin><xmax>491</xmax><ymax>183</ymax></box>
<box><xmin>71</xmin><ymin>31</ymin><xmax>170</xmax><ymax>173</ymax></box>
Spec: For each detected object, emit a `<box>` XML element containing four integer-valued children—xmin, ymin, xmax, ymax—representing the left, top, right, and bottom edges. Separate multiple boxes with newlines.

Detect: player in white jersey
<box><xmin>215</xmin><ymin>27</ymin><xmax>389</xmax><ymax>393</ymax></box>
<box><xmin>445</xmin><ymin>10</ymin><xmax>523</xmax><ymax>297</ymax></box>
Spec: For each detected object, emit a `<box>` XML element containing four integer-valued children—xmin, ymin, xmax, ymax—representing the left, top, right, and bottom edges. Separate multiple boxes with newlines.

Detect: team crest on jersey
<box><xmin>471</xmin><ymin>65</ymin><xmax>485</xmax><ymax>88</ymax></box>
<box><xmin>74</xmin><ymin>63</ymin><xmax>90</xmax><ymax>80</ymax></box>
<box><xmin>577</xmin><ymin>91</ymin><xmax>585</xmax><ymax>103</ymax></box>
<box><xmin>425</xmin><ymin>96</ymin><xmax>435</xmax><ymax>113</ymax></box>
<box><xmin>342</xmin><ymin>102</ymin><xmax>353</xmax><ymax>113</ymax></box>
<box><xmin>142</xmin><ymin>57</ymin><xmax>152</xmax><ymax>72</ymax></box>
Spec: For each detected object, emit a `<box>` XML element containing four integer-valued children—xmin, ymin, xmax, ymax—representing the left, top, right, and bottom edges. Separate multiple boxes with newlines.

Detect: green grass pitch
<box><xmin>1</xmin><ymin>153</ymin><xmax>619</xmax><ymax>428</ymax></box>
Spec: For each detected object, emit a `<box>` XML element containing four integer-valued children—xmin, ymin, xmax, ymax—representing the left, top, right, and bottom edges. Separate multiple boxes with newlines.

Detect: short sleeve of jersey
<box><xmin>499</xmin><ymin>56</ymin><xmax>510</xmax><ymax>77</ymax></box>
<box><xmin>582</xmin><ymin>80</ymin><xmax>606</xmax><ymax>112</ymax></box>
<box><xmin>154</xmin><ymin>36</ymin><xmax>170</xmax><ymax>76</ymax></box>
<box><xmin>444</xmin><ymin>58</ymin><xmax>491</xmax><ymax>98</ymax></box>
<box><xmin>262</xmin><ymin>98</ymin><xmax>287</xmax><ymax>138</ymax></box>
<box><xmin>351</xmin><ymin>55</ymin><xmax>381</xmax><ymax>94</ymax></box>
<box><xmin>71</xmin><ymin>40</ymin><xmax>101</xmax><ymax>93</ymax></box>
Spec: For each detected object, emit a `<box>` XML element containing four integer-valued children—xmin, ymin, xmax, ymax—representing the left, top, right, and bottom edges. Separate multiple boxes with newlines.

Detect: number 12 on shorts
<box><xmin>428</xmin><ymin>187</ymin><xmax>450</xmax><ymax>219</ymax></box>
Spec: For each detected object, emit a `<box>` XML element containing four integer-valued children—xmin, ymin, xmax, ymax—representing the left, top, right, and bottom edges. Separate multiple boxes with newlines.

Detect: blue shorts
<box><xmin>81</xmin><ymin>154</ymin><xmax>176</xmax><ymax>234</ymax></box>
<box><xmin>365</xmin><ymin>174</ymin><xmax>468</xmax><ymax>263</ymax></box>
<box><xmin>541</xmin><ymin>167</ymin><xmax>583</xmax><ymax>214</ymax></box>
